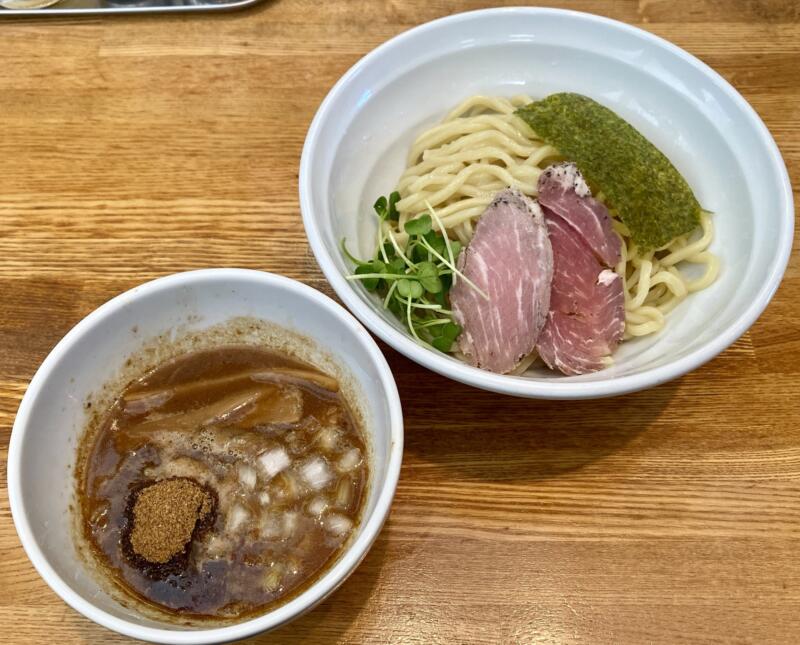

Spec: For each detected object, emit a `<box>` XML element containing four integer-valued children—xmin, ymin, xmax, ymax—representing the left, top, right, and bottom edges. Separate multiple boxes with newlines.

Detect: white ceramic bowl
<box><xmin>7</xmin><ymin>269</ymin><xmax>403</xmax><ymax>644</ymax></box>
<box><xmin>300</xmin><ymin>7</ymin><xmax>794</xmax><ymax>399</ymax></box>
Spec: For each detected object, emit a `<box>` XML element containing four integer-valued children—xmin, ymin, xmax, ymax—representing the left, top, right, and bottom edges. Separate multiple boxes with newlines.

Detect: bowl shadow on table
<box><xmin>242</xmin><ymin>528</ymin><xmax>391</xmax><ymax>644</ymax></box>
<box><xmin>387</xmin><ymin>349</ymin><xmax>678</xmax><ymax>483</ymax></box>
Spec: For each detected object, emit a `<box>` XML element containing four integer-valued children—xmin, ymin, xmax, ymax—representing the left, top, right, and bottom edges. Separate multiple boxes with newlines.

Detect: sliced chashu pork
<box><xmin>537</xmin><ymin>163</ymin><xmax>621</xmax><ymax>267</ymax></box>
<box><xmin>450</xmin><ymin>189</ymin><xmax>553</xmax><ymax>374</ymax></box>
<box><xmin>536</xmin><ymin>163</ymin><xmax>625</xmax><ymax>375</ymax></box>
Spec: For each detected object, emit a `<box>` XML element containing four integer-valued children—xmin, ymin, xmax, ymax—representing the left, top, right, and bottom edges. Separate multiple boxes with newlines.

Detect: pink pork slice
<box><xmin>537</xmin><ymin>162</ymin><xmax>621</xmax><ymax>267</ymax></box>
<box><xmin>536</xmin><ymin>163</ymin><xmax>625</xmax><ymax>375</ymax></box>
<box><xmin>450</xmin><ymin>189</ymin><xmax>553</xmax><ymax>374</ymax></box>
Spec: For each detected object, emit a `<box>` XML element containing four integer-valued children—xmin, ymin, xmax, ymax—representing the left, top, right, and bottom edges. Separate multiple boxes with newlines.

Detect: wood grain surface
<box><xmin>1</xmin><ymin>1</ymin><xmax>799</xmax><ymax>643</ymax></box>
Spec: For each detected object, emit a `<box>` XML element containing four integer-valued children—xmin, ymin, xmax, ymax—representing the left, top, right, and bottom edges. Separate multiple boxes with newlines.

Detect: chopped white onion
<box><xmin>226</xmin><ymin>504</ymin><xmax>249</xmax><ymax>533</ymax></box>
<box><xmin>286</xmin><ymin>557</ymin><xmax>300</xmax><ymax>576</ymax></box>
<box><xmin>238</xmin><ymin>464</ymin><xmax>257</xmax><ymax>490</ymax></box>
<box><xmin>316</xmin><ymin>426</ymin><xmax>340</xmax><ymax>452</ymax></box>
<box><xmin>260</xmin><ymin>513</ymin><xmax>282</xmax><ymax>539</ymax></box>
<box><xmin>325</xmin><ymin>513</ymin><xmax>353</xmax><ymax>536</ymax></box>
<box><xmin>258</xmin><ymin>447</ymin><xmax>291</xmax><ymax>479</ymax></box>
<box><xmin>337</xmin><ymin>447</ymin><xmax>361</xmax><ymax>472</ymax></box>
<box><xmin>307</xmin><ymin>497</ymin><xmax>327</xmax><ymax>517</ymax></box>
<box><xmin>300</xmin><ymin>457</ymin><xmax>333</xmax><ymax>490</ymax></box>
<box><xmin>263</xmin><ymin>564</ymin><xmax>283</xmax><ymax>592</ymax></box>
<box><xmin>282</xmin><ymin>511</ymin><xmax>299</xmax><ymax>538</ymax></box>
<box><xmin>203</xmin><ymin>535</ymin><xmax>230</xmax><ymax>558</ymax></box>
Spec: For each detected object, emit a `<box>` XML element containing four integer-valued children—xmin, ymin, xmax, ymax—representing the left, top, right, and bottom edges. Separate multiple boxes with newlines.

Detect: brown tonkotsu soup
<box><xmin>80</xmin><ymin>345</ymin><xmax>368</xmax><ymax>620</ymax></box>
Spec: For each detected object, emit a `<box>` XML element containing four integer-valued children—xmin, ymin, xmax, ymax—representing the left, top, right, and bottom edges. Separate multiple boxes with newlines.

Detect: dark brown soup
<box><xmin>80</xmin><ymin>345</ymin><xmax>368</xmax><ymax>620</ymax></box>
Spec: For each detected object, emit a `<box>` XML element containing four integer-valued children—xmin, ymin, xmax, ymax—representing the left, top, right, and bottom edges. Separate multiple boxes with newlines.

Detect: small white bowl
<box><xmin>7</xmin><ymin>269</ymin><xmax>403</xmax><ymax>644</ymax></box>
<box><xmin>300</xmin><ymin>7</ymin><xmax>794</xmax><ymax>399</ymax></box>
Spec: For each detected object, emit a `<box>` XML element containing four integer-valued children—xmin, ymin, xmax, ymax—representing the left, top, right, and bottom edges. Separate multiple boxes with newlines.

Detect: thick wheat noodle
<box><xmin>396</xmin><ymin>163</ymin><xmax>539</xmax><ymax>214</ymax></box>
<box><xmin>629</xmin><ymin>259</ymin><xmax>654</xmax><ymax>309</ymax></box>
<box><xmin>423</xmin><ymin>131</ymin><xmax>538</xmax><ymax>161</ymax></box>
<box><xmin>408</xmin><ymin>117</ymin><xmax>534</xmax><ymax>163</ymax></box>
<box><xmin>384</xmin><ymin>94</ymin><xmax>720</xmax><ymax>359</ymax></box>
<box><xmin>509</xmin><ymin>352</ymin><xmax>540</xmax><ymax>375</ymax></box>
<box><xmin>401</xmin><ymin>164</ymin><xmax>539</xmax><ymax>199</ymax></box>
<box><xmin>406</xmin><ymin>146</ymin><xmax>527</xmax><ymax>177</ymax></box>
<box><xmin>454</xmin><ymin>223</ymin><xmax>470</xmax><ymax>245</ymax></box>
<box><xmin>444</xmin><ymin>94</ymin><xmax>526</xmax><ymax>119</ymax></box>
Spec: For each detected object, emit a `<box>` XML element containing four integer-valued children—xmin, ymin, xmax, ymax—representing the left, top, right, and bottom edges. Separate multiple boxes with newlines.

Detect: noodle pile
<box><xmin>383</xmin><ymin>95</ymin><xmax>719</xmax><ymax>344</ymax></box>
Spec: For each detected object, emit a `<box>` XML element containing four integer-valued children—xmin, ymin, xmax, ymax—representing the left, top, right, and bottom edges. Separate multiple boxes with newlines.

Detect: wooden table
<box><xmin>2</xmin><ymin>1</ymin><xmax>799</xmax><ymax>642</ymax></box>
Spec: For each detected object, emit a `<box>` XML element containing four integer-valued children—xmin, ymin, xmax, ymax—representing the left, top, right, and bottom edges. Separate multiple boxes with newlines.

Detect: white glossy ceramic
<box><xmin>7</xmin><ymin>269</ymin><xmax>403</xmax><ymax>644</ymax></box>
<box><xmin>300</xmin><ymin>7</ymin><xmax>794</xmax><ymax>399</ymax></box>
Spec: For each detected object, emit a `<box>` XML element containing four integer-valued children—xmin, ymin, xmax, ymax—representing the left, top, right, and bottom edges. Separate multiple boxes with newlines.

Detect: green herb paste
<box><xmin>517</xmin><ymin>93</ymin><xmax>702</xmax><ymax>250</ymax></box>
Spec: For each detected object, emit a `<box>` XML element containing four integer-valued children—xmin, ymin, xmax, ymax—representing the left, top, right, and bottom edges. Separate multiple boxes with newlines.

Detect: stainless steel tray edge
<box><xmin>0</xmin><ymin>0</ymin><xmax>264</xmax><ymax>17</ymax></box>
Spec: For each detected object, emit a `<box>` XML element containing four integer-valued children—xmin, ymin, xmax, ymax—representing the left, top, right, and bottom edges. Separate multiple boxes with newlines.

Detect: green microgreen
<box><xmin>418</xmin><ymin>235</ymin><xmax>489</xmax><ymax>301</ymax></box>
<box><xmin>404</xmin><ymin>213</ymin><xmax>432</xmax><ymax>237</ymax></box>
<box><xmin>397</xmin><ymin>278</ymin><xmax>424</xmax><ymax>299</ymax></box>
<box><xmin>343</xmin><ymin>193</ymin><xmax>469</xmax><ymax>353</ymax></box>
<box><xmin>340</xmin><ymin>238</ymin><xmax>368</xmax><ymax>267</ymax></box>
<box><xmin>416</xmin><ymin>261</ymin><xmax>442</xmax><ymax>294</ymax></box>
<box><xmin>431</xmin><ymin>322</ymin><xmax>462</xmax><ymax>352</ymax></box>
<box><xmin>373</xmin><ymin>190</ymin><xmax>401</xmax><ymax>222</ymax></box>
<box><xmin>354</xmin><ymin>261</ymin><xmax>385</xmax><ymax>290</ymax></box>
<box><xmin>388</xmin><ymin>191</ymin><xmax>400</xmax><ymax>221</ymax></box>
<box><xmin>386</xmin><ymin>228</ymin><xmax>416</xmax><ymax>269</ymax></box>
<box><xmin>425</xmin><ymin>200</ymin><xmax>458</xmax><ymax>286</ymax></box>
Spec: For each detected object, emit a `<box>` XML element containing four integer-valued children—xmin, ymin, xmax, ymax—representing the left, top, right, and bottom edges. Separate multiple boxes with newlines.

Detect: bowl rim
<box><xmin>299</xmin><ymin>6</ymin><xmax>795</xmax><ymax>399</ymax></box>
<box><xmin>7</xmin><ymin>268</ymin><xmax>404</xmax><ymax>644</ymax></box>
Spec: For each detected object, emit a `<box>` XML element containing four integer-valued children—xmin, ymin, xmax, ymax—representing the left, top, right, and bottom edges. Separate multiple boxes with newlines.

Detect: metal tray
<box><xmin>0</xmin><ymin>0</ymin><xmax>263</xmax><ymax>17</ymax></box>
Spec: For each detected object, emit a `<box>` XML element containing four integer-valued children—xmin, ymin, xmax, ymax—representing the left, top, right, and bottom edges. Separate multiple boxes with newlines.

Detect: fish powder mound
<box><xmin>128</xmin><ymin>478</ymin><xmax>215</xmax><ymax>564</ymax></box>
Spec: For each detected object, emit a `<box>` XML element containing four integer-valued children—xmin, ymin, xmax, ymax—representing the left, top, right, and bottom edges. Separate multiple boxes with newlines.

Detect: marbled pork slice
<box><xmin>536</xmin><ymin>212</ymin><xmax>625</xmax><ymax>375</ymax></box>
<box><xmin>450</xmin><ymin>189</ymin><xmax>553</xmax><ymax>374</ymax></box>
<box><xmin>538</xmin><ymin>162</ymin><xmax>622</xmax><ymax>267</ymax></box>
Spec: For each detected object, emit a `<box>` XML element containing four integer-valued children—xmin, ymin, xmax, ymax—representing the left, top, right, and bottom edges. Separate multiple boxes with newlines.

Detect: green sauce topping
<box><xmin>517</xmin><ymin>93</ymin><xmax>702</xmax><ymax>250</ymax></box>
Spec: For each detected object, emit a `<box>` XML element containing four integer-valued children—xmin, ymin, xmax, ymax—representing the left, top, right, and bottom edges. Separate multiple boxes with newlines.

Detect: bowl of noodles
<box><xmin>299</xmin><ymin>7</ymin><xmax>793</xmax><ymax>399</ymax></box>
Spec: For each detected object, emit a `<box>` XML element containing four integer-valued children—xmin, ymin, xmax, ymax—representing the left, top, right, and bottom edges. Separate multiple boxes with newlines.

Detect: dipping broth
<box><xmin>79</xmin><ymin>345</ymin><xmax>368</xmax><ymax>620</ymax></box>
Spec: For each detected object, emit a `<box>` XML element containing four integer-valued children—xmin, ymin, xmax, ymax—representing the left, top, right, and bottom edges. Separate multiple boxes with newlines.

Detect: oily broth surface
<box><xmin>80</xmin><ymin>345</ymin><xmax>368</xmax><ymax>620</ymax></box>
